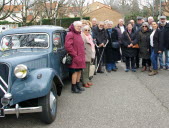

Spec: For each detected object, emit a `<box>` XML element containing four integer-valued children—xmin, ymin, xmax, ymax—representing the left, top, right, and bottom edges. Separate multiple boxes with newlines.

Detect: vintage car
<box><xmin>0</xmin><ymin>25</ymin><xmax>69</xmax><ymax>124</ymax></box>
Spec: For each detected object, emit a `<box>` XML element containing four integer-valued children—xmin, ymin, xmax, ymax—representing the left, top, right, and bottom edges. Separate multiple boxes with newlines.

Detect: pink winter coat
<box><xmin>65</xmin><ymin>24</ymin><xmax>86</xmax><ymax>69</ymax></box>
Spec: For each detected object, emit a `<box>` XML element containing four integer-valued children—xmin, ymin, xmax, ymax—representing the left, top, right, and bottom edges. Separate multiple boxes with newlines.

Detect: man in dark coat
<box><xmin>105</xmin><ymin>21</ymin><xmax>121</xmax><ymax>72</ymax></box>
<box><xmin>133</xmin><ymin>16</ymin><xmax>144</xmax><ymax>69</ymax></box>
<box><xmin>160</xmin><ymin>16</ymin><xmax>169</xmax><ymax>70</ymax></box>
<box><xmin>93</xmin><ymin>21</ymin><xmax>108</xmax><ymax>73</ymax></box>
<box><xmin>115</xmin><ymin>19</ymin><xmax>126</xmax><ymax>62</ymax></box>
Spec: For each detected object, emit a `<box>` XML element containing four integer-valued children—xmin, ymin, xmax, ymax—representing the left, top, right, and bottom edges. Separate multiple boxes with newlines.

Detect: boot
<box><xmin>76</xmin><ymin>82</ymin><xmax>85</xmax><ymax>91</ymax></box>
<box><xmin>148</xmin><ymin>70</ymin><xmax>158</xmax><ymax>76</ymax></box>
<box><xmin>147</xmin><ymin>67</ymin><xmax>152</xmax><ymax>72</ymax></box>
<box><xmin>141</xmin><ymin>66</ymin><xmax>146</xmax><ymax>72</ymax></box>
<box><xmin>71</xmin><ymin>84</ymin><xmax>81</xmax><ymax>93</ymax></box>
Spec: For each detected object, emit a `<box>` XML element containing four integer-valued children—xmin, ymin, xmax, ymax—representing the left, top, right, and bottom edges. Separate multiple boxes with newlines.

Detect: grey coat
<box><xmin>81</xmin><ymin>33</ymin><xmax>93</xmax><ymax>62</ymax></box>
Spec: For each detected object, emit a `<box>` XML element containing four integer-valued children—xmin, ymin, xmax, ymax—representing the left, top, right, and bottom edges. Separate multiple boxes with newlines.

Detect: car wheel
<box><xmin>38</xmin><ymin>82</ymin><xmax>57</xmax><ymax>124</ymax></box>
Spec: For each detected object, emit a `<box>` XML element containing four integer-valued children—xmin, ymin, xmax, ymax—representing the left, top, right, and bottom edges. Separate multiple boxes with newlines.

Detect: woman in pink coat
<box><xmin>65</xmin><ymin>21</ymin><xmax>86</xmax><ymax>93</ymax></box>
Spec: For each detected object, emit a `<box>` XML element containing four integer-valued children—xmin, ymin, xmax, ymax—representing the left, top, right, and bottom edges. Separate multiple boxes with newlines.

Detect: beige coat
<box><xmin>81</xmin><ymin>33</ymin><xmax>94</xmax><ymax>62</ymax></box>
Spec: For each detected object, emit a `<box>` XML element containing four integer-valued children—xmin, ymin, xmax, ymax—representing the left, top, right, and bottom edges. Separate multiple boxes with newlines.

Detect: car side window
<box><xmin>53</xmin><ymin>33</ymin><xmax>61</xmax><ymax>48</ymax></box>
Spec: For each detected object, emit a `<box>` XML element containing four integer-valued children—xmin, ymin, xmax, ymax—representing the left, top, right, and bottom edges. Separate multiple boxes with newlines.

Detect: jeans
<box><xmin>151</xmin><ymin>47</ymin><xmax>158</xmax><ymax>70</ymax></box>
<box><xmin>125</xmin><ymin>57</ymin><xmax>135</xmax><ymax>69</ymax></box>
<box><xmin>106</xmin><ymin>61</ymin><xmax>116</xmax><ymax>71</ymax></box>
<box><xmin>158</xmin><ymin>50</ymin><xmax>169</xmax><ymax>68</ymax></box>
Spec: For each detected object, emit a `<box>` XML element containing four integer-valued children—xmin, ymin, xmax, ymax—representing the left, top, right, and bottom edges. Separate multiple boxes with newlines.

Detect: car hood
<box><xmin>0</xmin><ymin>51</ymin><xmax>49</xmax><ymax>67</ymax></box>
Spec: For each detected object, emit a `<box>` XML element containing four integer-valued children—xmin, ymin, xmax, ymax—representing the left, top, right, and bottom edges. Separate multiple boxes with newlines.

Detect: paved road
<box><xmin>1</xmin><ymin>62</ymin><xmax>169</xmax><ymax>128</ymax></box>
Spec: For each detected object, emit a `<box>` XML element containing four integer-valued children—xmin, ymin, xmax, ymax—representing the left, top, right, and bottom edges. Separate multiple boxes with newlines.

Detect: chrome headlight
<box><xmin>14</xmin><ymin>64</ymin><xmax>28</xmax><ymax>78</ymax></box>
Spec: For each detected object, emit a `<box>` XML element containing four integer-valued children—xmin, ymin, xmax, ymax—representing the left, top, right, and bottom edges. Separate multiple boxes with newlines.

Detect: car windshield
<box><xmin>0</xmin><ymin>33</ymin><xmax>49</xmax><ymax>51</ymax></box>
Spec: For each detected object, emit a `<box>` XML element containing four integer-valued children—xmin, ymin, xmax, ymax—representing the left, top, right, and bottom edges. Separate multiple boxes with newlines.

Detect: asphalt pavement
<box><xmin>1</xmin><ymin>62</ymin><xmax>169</xmax><ymax>128</ymax></box>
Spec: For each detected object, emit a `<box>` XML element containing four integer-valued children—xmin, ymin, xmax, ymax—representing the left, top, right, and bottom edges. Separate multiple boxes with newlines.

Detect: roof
<box><xmin>84</xmin><ymin>6</ymin><xmax>118</xmax><ymax>15</ymax></box>
<box><xmin>2</xmin><ymin>25</ymin><xmax>65</xmax><ymax>35</ymax></box>
<box><xmin>3</xmin><ymin>5</ymin><xmax>23</xmax><ymax>12</ymax></box>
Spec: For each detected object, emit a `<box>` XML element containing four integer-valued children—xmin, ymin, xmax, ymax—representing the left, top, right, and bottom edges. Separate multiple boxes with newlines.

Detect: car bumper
<box><xmin>1</xmin><ymin>104</ymin><xmax>42</xmax><ymax>118</ymax></box>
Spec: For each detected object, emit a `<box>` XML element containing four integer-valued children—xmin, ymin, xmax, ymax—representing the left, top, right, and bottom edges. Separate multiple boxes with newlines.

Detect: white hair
<box><xmin>73</xmin><ymin>21</ymin><xmax>82</xmax><ymax>26</ymax></box>
<box><xmin>119</xmin><ymin>19</ymin><xmax>124</xmax><ymax>22</ymax></box>
<box><xmin>82</xmin><ymin>25</ymin><xmax>91</xmax><ymax>32</ymax></box>
<box><xmin>148</xmin><ymin>16</ymin><xmax>154</xmax><ymax>21</ymax></box>
<box><xmin>92</xmin><ymin>18</ymin><xmax>97</xmax><ymax>21</ymax></box>
<box><xmin>108</xmin><ymin>21</ymin><xmax>113</xmax><ymax>25</ymax></box>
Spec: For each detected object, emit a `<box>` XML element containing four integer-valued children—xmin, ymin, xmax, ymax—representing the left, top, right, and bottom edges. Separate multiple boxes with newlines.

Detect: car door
<box><xmin>51</xmin><ymin>31</ymin><xmax>68</xmax><ymax>79</ymax></box>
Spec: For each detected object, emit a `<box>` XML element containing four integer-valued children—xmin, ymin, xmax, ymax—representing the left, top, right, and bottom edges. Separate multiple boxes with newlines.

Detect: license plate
<box><xmin>0</xmin><ymin>108</ymin><xmax>5</xmax><ymax>117</ymax></box>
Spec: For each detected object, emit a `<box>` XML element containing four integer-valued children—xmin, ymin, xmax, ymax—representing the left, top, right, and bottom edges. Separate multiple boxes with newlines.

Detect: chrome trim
<box><xmin>0</xmin><ymin>62</ymin><xmax>10</xmax><ymax>88</ymax></box>
<box><xmin>0</xmin><ymin>85</ymin><xmax>6</xmax><ymax>94</ymax></box>
<box><xmin>0</xmin><ymin>76</ymin><xmax>8</xmax><ymax>88</ymax></box>
<box><xmin>4</xmin><ymin>105</ymin><xmax>42</xmax><ymax>117</ymax></box>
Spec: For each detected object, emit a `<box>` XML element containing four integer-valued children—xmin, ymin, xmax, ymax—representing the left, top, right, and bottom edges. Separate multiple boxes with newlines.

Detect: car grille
<box><xmin>0</xmin><ymin>63</ymin><xmax>9</xmax><ymax>107</ymax></box>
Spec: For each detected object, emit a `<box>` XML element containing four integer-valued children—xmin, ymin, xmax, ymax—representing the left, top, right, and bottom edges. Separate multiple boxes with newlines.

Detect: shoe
<box><xmin>159</xmin><ymin>66</ymin><xmax>164</xmax><ymax>70</ymax></box>
<box><xmin>132</xmin><ymin>69</ymin><xmax>136</xmax><ymax>72</ymax></box>
<box><xmin>76</xmin><ymin>83</ymin><xmax>85</xmax><ymax>91</ymax></box>
<box><xmin>112</xmin><ymin>69</ymin><xmax>117</xmax><ymax>72</ymax></box>
<box><xmin>107</xmin><ymin>70</ymin><xmax>111</xmax><ymax>73</ymax></box>
<box><xmin>125</xmin><ymin>69</ymin><xmax>129</xmax><ymax>72</ymax></box>
<box><xmin>141</xmin><ymin>66</ymin><xmax>146</xmax><ymax>72</ymax></box>
<box><xmin>97</xmin><ymin>71</ymin><xmax>104</xmax><ymax>73</ymax></box>
<box><xmin>147</xmin><ymin>67</ymin><xmax>152</xmax><ymax>72</ymax></box>
<box><xmin>87</xmin><ymin>82</ymin><xmax>93</xmax><ymax>86</ymax></box>
<box><xmin>148</xmin><ymin>70</ymin><xmax>158</xmax><ymax>76</ymax></box>
<box><xmin>83</xmin><ymin>84</ymin><xmax>90</xmax><ymax>88</ymax></box>
<box><xmin>71</xmin><ymin>84</ymin><xmax>81</xmax><ymax>93</ymax></box>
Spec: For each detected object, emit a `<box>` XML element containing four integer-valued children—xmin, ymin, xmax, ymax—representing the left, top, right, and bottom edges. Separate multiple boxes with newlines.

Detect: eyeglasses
<box><xmin>142</xmin><ymin>26</ymin><xmax>147</xmax><ymax>28</ymax></box>
<box><xmin>85</xmin><ymin>29</ymin><xmax>90</xmax><ymax>32</ymax></box>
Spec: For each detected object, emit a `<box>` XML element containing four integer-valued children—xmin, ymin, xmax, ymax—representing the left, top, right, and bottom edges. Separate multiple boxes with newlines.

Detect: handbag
<box><xmin>89</xmin><ymin>64</ymin><xmax>95</xmax><ymax>77</ymax></box>
<box><xmin>132</xmin><ymin>44</ymin><xmax>139</xmax><ymax>48</ymax></box>
<box><xmin>126</xmin><ymin>32</ymin><xmax>139</xmax><ymax>48</ymax></box>
<box><xmin>111</xmin><ymin>42</ymin><xmax>120</xmax><ymax>49</ymax></box>
<box><xmin>62</xmin><ymin>54</ymin><xmax>72</xmax><ymax>65</ymax></box>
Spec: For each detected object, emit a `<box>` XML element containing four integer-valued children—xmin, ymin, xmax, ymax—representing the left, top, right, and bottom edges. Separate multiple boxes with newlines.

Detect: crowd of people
<box><xmin>65</xmin><ymin>16</ymin><xmax>169</xmax><ymax>93</ymax></box>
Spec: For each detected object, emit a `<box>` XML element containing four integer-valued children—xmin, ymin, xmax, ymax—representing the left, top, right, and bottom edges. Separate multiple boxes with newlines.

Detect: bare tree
<box><xmin>103</xmin><ymin>0</ymin><xmax>132</xmax><ymax>15</ymax></box>
<box><xmin>38</xmin><ymin>0</ymin><xmax>67</xmax><ymax>24</ymax></box>
<box><xmin>0</xmin><ymin>0</ymin><xmax>16</xmax><ymax>20</ymax></box>
<box><xmin>68</xmin><ymin>0</ymin><xmax>90</xmax><ymax>20</ymax></box>
<box><xmin>10</xmin><ymin>0</ymin><xmax>40</xmax><ymax>26</ymax></box>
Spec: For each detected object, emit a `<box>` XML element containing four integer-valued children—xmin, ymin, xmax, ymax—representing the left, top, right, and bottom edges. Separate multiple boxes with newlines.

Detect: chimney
<box><xmin>92</xmin><ymin>0</ymin><xmax>94</xmax><ymax>3</ymax></box>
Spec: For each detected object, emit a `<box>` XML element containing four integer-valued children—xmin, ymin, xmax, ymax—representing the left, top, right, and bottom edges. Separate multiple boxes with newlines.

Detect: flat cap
<box><xmin>160</xmin><ymin>16</ymin><xmax>166</xmax><ymax>19</ymax></box>
<box><xmin>137</xmin><ymin>16</ymin><xmax>143</xmax><ymax>20</ymax></box>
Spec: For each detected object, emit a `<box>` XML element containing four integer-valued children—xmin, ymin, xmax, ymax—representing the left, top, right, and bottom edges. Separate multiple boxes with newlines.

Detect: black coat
<box><xmin>121</xmin><ymin>30</ymin><xmax>138</xmax><ymax>57</ymax></box>
<box><xmin>149</xmin><ymin>29</ymin><xmax>162</xmax><ymax>53</ymax></box>
<box><xmin>105</xmin><ymin>28</ymin><xmax>121</xmax><ymax>63</ymax></box>
<box><xmin>137</xmin><ymin>30</ymin><xmax>151</xmax><ymax>59</ymax></box>
<box><xmin>92</xmin><ymin>26</ymin><xmax>108</xmax><ymax>45</ymax></box>
<box><xmin>161</xmin><ymin>23</ymin><xmax>169</xmax><ymax>50</ymax></box>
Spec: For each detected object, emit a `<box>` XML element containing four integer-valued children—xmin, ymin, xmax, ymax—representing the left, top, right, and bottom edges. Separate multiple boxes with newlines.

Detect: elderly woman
<box><xmin>121</xmin><ymin>23</ymin><xmax>138</xmax><ymax>72</ymax></box>
<box><xmin>105</xmin><ymin>21</ymin><xmax>121</xmax><ymax>72</ymax></box>
<box><xmin>137</xmin><ymin>22</ymin><xmax>151</xmax><ymax>72</ymax></box>
<box><xmin>65</xmin><ymin>21</ymin><xmax>86</xmax><ymax>93</ymax></box>
<box><xmin>81</xmin><ymin>25</ymin><xmax>95</xmax><ymax>87</ymax></box>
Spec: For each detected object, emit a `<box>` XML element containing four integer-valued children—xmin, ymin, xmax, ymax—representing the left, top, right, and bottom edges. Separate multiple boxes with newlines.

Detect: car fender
<box><xmin>10</xmin><ymin>68</ymin><xmax>63</xmax><ymax>105</ymax></box>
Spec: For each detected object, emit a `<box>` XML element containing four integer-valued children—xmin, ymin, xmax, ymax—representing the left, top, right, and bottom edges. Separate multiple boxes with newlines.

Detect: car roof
<box><xmin>1</xmin><ymin>25</ymin><xmax>65</xmax><ymax>35</ymax></box>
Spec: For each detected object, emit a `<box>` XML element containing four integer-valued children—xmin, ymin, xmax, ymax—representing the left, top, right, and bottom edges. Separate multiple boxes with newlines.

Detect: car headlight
<box><xmin>14</xmin><ymin>64</ymin><xmax>28</xmax><ymax>78</ymax></box>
